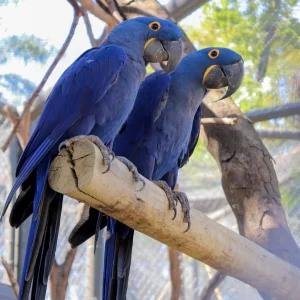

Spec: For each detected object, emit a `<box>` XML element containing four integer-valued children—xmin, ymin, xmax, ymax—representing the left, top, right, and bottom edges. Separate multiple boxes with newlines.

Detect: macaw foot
<box><xmin>116</xmin><ymin>156</ymin><xmax>146</xmax><ymax>191</ymax></box>
<box><xmin>154</xmin><ymin>180</ymin><xmax>177</xmax><ymax>220</ymax></box>
<box><xmin>59</xmin><ymin>135</ymin><xmax>115</xmax><ymax>173</ymax></box>
<box><xmin>174</xmin><ymin>191</ymin><xmax>191</xmax><ymax>232</ymax></box>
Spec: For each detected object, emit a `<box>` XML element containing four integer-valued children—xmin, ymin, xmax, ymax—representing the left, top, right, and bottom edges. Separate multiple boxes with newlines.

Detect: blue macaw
<box><xmin>1</xmin><ymin>17</ymin><xmax>183</xmax><ymax>300</ymax></box>
<box><xmin>69</xmin><ymin>47</ymin><xmax>244</xmax><ymax>300</ymax></box>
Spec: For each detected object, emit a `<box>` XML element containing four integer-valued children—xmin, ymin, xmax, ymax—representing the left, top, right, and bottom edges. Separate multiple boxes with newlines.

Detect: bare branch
<box><xmin>1</xmin><ymin>0</ymin><xmax>83</xmax><ymax>152</ymax></box>
<box><xmin>168</xmin><ymin>248</ymin><xmax>182</xmax><ymax>300</ymax></box>
<box><xmin>245</xmin><ymin>102</ymin><xmax>300</xmax><ymax>123</ymax></box>
<box><xmin>105</xmin><ymin>0</ymin><xmax>124</xmax><ymax>23</ymax></box>
<box><xmin>165</xmin><ymin>0</ymin><xmax>210</xmax><ymax>21</ymax></box>
<box><xmin>199</xmin><ymin>271</ymin><xmax>225</xmax><ymax>300</ymax></box>
<box><xmin>96</xmin><ymin>26</ymin><xmax>109</xmax><ymax>45</ymax></box>
<box><xmin>82</xmin><ymin>9</ymin><xmax>98</xmax><ymax>47</ymax></box>
<box><xmin>1</xmin><ymin>257</ymin><xmax>19</xmax><ymax>297</ymax></box>
<box><xmin>2</xmin><ymin>105</ymin><xmax>30</xmax><ymax>149</ymax></box>
<box><xmin>201</xmin><ymin>117</ymin><xmax>237</xmax><ymax>125</ymax></box>
<box><xmin>77</xmin><ymin>0</ymin><xmax>117</xmax><ymax>26</ymax></box>
<box><xmin>257</xmin><ymin>128</ymin><xmax>300</xmax><ymax>140</ymax></box>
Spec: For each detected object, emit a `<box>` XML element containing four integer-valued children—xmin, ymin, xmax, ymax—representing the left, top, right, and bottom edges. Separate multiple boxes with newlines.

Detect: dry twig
<box><xmin>199</xmin><ymin>271</ymin><xmax>225</xmax><ymax>300</ymax></box>
<box><xmin>201</xmin><ymin>117</ymin><xmax>238</xmax><ymax>125</ymax></box>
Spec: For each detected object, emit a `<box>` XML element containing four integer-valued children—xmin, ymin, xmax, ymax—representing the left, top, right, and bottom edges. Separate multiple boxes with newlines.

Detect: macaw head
<box><xmin>106</xmin><ymin>17</ymin><xmax>183</xmax><ymax>73</ymax></box>
<box><xmin>200</xmin><ymin>47</ymin><xmax>244</xmax><ymax>99</ymax></box>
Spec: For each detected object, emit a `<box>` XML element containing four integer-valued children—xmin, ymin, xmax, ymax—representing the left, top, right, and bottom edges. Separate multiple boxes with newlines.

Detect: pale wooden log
<box><xmin>48</xmin><ymin>140</ymin><xmax>300</xmax><ymax>300</ymax></box>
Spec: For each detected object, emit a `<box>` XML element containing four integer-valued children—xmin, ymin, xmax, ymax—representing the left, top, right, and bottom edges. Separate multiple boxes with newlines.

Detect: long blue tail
<box><xmin>69</xmin><ymin>209</ymin><xmax>134</xmax><ymax>299</ymax></box>
<box><xmin>16</xmin><ymin>155</ymin><xmax>63</xmax><ymax>299</ymax></box>
<box><xmin>103</xmin><ymin>218</ymin><xmax>134</xmax><ymax>300</ymax></box>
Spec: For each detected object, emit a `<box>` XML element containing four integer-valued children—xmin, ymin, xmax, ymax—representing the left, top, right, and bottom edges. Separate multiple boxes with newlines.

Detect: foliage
<box><xmin>0</xmin><ymin>34</ymin><xmax>57</xmax><ymax>106</ymax></box>
<box><xmin>182</xmin><ymin>0</ymin><xmax>300</xmax><ymax>113</ymax></box>
<box><xmin>0</xmin><ymin>0</ymin><xmax>19</xmax><ymax>6</ymax></box>
<box><xmin>0</xmin><ymin>35</ymin><xmax>56</xmax><ymax>65</ymax></box>
<box><xmin>0</xmin><ymin>74</ymin><xmax>36</xmax><ymax>98</ymax></box>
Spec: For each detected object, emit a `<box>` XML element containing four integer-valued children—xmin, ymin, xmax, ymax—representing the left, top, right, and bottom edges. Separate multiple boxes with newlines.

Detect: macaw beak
<box><xmin>202</xmin><ymin>60</ymin><xmax>244</xmax><ymax>100</ymax></box>
<box><xmin>143</xmin><ymin>39</ymin><xmax>183</xmax><ymax>73</ymax></box>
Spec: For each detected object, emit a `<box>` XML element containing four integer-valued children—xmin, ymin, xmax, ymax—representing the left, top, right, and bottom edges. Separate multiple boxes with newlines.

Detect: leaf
<box><xmin>0</xmin><ymin>34</ymin><xmax>57</xmax><ymax>65</ymax></box>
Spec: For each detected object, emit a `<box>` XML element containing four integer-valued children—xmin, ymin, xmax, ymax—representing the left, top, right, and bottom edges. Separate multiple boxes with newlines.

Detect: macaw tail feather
<box><xmin>68</xmin><ymin>207</ymin><xmax>107</xmax><ymax>249</ymax></box>
<box><xmin>17</xmin><ymin>155</ymin><xmax>63</xmax><ymax>300</ymax></box>
<box><xmin>103</xmin><ymin>218</ymin><xmax>134</xmax><ymax>300</ymax></box>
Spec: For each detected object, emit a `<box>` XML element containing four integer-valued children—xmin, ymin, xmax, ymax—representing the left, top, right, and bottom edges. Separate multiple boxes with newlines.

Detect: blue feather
<box><xmin>3</xmin><ymin>17</ymin><xmax>184</xmax><ymax>299</ymax></box>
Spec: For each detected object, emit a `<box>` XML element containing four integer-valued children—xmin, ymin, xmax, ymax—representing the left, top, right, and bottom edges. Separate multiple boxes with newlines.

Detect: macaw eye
<box><xmin>208</xmin><ymin>49</ymin><xmax>220</xmax><ymax>59</ymax></box>
<box><xmin>149</xmin><ymin>21</ymin><xmax>161</xmax><ymax>31</ymax></box>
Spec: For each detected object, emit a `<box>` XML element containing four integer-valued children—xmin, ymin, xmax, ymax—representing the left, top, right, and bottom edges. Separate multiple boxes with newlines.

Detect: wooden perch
<box><xmin>48</xmin><ymin>140</ymin><xmax>300</xmax><ymax>300</ymax></box>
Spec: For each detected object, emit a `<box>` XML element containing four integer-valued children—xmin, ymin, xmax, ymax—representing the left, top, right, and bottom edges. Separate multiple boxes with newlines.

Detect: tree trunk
<box><xmin>49</xmin><ymin>249</ymin><xmax>77</xmax><ymax>300</ymax></box>
<box><xmin>168</xmin><ymin>248</ymin><xmax>182</xmax><ymax>300</ymax></box>
<box><xmin>200</xmin><ymin>90</ymin><xmax>300</xmax><ymax>268</ymax></box>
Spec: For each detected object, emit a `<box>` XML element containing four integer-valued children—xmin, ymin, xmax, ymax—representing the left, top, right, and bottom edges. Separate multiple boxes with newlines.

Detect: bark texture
<box><xmin>201</xmin><ymin>90</ymin><xmax>300</xmax><ymax>270</ymax></box>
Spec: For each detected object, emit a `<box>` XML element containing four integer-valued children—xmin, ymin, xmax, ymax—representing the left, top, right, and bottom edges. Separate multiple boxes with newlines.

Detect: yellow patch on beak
<box><xmin>203</xmin><ymin>65</ymin><xmax>217</xmax><ymax>81</ymax></box>
<box><xmin>144</xmin><ymin>38</ymin><xmax>156</xmax><ymax>49</ymax></box>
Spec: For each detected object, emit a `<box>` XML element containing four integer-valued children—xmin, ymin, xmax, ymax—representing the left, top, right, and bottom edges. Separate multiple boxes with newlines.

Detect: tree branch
<box><xmin>48</xmin><ymin>140</ymin><xmax>300</xmax><ymax>300</ymax></box>
<box><xmin>77</xmin><ymin>0</ymin><xmax>117</xmax><ymax>26</ymax></box>
<box><xmin>199</xmin><ymin>271</ymin><xmax>225</xmax><ymax>300</ymax></box>
<box><xmin>168</xmin><ymin>248</ymin><xmax>182</xmax><ymax>300</ymax></box>
<box><xmin>1</xmin><ymin>257</ymin><xmax>19</xmax><ymax>297</ymax></box>
<box><xmin>257</xmin><ymin>128</ymin><xmax>300</xmax><ymax>140</ymax></box>
<box><xmin>82</xmin><ymin>9</ymin><xmax>98</xmax><ymax>47</ymax></box>
<box><xmin>105</xmin><ymin>0</ymin><xmax>124</xmax><ymax>23</ymax></box>
<box><xmin>165</xmin><ymin>0</ymin><xmax>210</xmax><ymax>21</ymax></box>
<box><xmin>245</xmin><ymin>102</ymin><xmax>300</xmax><ymax>123</ymax></box>
<box><xmin>1</xmin><ymin>0</ymin><xmax>83</xmax><ymax>152</ymax></box>
<box><xmin>2</xmin><ymin>104</ymin><xmax>31</xmax><ymax>149</ymax></box>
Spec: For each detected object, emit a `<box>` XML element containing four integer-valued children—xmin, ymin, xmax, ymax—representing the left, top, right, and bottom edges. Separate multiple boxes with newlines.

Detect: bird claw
<box><xmin>154</xmin><ymin>181</ymin><xmax>190</xmax><ymax>231</ymax></box>
<box><xmin>174</xmin><ymin>191</ymin><xmax>191</xmax><ymax>232</ymax></box>
<box><xmin>116</xmin><ymin>156</ymin><xmax>146</xmax><ymax>191</ymax></box>
<box><xmin>154</xmin><ymin>180</ymin><xmax>177</xmax><ymax>220</ymax></box>
<box><xmin>58</xmin><ymin>135</ymin><xmax>114</xmax><ymax>173</ymax></box>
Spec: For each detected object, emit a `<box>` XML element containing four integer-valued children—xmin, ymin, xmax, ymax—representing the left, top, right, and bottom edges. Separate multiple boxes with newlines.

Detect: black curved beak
<box><xmin>143</xmin><ymin>39</ymin><xmax>183</xmax><ymax>73</ymax></box>
<box><xmin>202</xmin><ymin>60</ymin><xmax>244</xmax><ymax>100</ymax></box>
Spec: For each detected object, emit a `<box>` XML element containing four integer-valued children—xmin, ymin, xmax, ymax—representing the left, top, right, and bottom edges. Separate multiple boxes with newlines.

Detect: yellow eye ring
<box><xmin>208</xmin><ymin>49</ymin><xmax>220</xmax><ymax>59</ymax></box>
<box><xmin>148</xmin><ymin>21</ymin><xmax>161</xmax><ymax>31</ymax></box>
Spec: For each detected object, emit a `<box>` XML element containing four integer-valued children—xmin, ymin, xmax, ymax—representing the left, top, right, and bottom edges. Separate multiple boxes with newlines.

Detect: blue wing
<box><xmin>101</xmin><ymin>71</ymin><xmax>172</xmax><ymax>300</ymax></box>
<box><xmin>3</xmin><ymin>44</ymin><xmax>127</xmax><ymax>300</ymax></box>
<box><xmin>2</xmin><ymin>45</ymin><xmax>127</xmax><ymax>219</ymax></box>
<box><xmin>114</xmin><ymin>70</ymin><xmax>171</xmax><ymax>160</ymax></box>
<box><xmin>179</xmin><ymin>103</ymin><xmax>202</xmax><ymax>168</ymax></box>
<box><xmin>161</xmin><ymin>103</ymin><xmax>202</xmax><ymax>190</ymax></box>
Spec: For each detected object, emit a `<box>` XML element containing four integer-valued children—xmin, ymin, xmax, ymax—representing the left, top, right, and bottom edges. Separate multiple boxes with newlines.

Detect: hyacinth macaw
<box><xmin>69</xmin><ymin>47</ymin><xmax>244</xmax><ymax>300</ymax></box>
<box><xmin>1</xmin><ymin>17</ymin><xmax>183</xmax><ymax>300</ymax></box>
